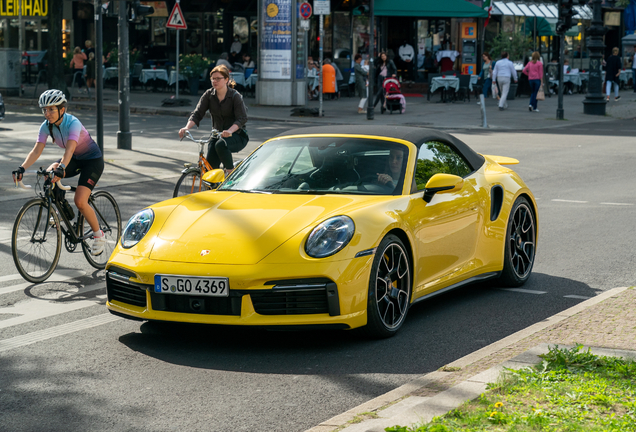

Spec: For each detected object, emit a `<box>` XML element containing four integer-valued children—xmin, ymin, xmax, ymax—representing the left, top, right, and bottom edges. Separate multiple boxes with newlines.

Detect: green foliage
<box><xmin>486</xmin><ymin>32</ymin><xmax>533</xmax><ymax>61</ymax></box>
<box><xmin>414</xmin><ymin>142</ymin><xmax>471</xmax><ymax>189</ymax></box>
<box><xmin>385</xmin><ymin>346</ymin><xmax>636</xmax><ymax>432</ymax></box>
<box><xmin>179</xmin><ymin>53</ymin><xmax>211</xmax><ymax>78</ymax></box>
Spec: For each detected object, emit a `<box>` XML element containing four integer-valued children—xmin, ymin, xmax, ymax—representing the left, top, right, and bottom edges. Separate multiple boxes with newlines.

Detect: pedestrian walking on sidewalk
<box><xmin>178</xmin><ymin>65</ymin><xmax>249</xmax><ymax>175</ymax></box>
<box><xmin>522</xmin><ymin>51</ymin><xmax>544</xmax><ymax>112</ymax></box>
<box><xmin>373</xmin><ymin>52</ymin><xmax>397</xmax><ymax>113</ymax></box>
<box><xmin>354</xmin><ymin>54</ymin><xmax>368</xmax><ymax>114</ymax></box>
<box><xmin>492</xmin><ymin>51</ymin><xmax>517</xmax><ymax>110</ymax></box>
<box><xmin>605</xmin><ymin>47</ymin><xmax>622</xmax><ymax>102</ymax></box>
<box><xmin>477</xmin><ymin>52</ymin><xmax>493</xmax><ymax>104</ymax></box>
<box><xmin>85</xmin><ymin>52</ymin><xmax>96</xmax><ymax>89</ymax></box>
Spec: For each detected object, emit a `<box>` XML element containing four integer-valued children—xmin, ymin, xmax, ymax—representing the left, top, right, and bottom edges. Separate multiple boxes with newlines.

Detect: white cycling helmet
<box><xmin>38</xmin><ymin>89</ymin><xmax>67</xmax><ymax>108</ymax></box>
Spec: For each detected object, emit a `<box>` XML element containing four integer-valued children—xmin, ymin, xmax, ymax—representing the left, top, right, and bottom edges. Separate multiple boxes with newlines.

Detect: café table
<box><xmin>246</xmin><ymin>73</ymin><xmax>258</xmax><ymax>88</ymax></box>
<box><xmin>140</xmin><ymin>68</ymin><xmax>169</xmax><ymax>92</ymax></box>
<box><xmin>430</xmin><ymin>76</ymin><xmax>460</xmax><ymax>103</ymax></box>
<box><xmin>103</xmin><ymin>67</ymin><xmax>118</xmax><ymax>81</ymax></box>
<box><xmin>168</xmin><ymin>70</ymin><xmax>188</xmax><ymax>86</ymax></box>
<box><xmin>230</xmin><ymin>72</ymin><xmax>246</xmax><ymax>87</ymax></box>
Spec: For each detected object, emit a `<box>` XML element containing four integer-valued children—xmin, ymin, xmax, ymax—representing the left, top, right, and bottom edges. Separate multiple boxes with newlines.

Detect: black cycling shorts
<box><xmin>60</xmin><ymin>156</ymin><xmax>104</xmax><ymax>191</ymax></box>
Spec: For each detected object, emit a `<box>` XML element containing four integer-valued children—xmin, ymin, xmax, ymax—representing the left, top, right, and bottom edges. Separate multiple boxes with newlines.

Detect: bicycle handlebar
<box><xmin>181</xmin><ymin>128</ymin><xmax>231</xmax><ymax>144</ymax></box>
<box><xmin>13</xmin><ymin>169</ymin><xmax>70</xmax><ymax>191</ymax></box>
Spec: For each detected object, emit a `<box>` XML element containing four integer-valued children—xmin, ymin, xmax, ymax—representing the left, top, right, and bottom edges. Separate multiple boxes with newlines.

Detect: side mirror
<box><xmin>423</xmin><ymin>173</ymin><xmax>463</xmax><ymax>203</ymax></box>
<box><xmin>201</xmin><ymin>168</ymin><xmax>225</xmax><ymax>189</ymax></box>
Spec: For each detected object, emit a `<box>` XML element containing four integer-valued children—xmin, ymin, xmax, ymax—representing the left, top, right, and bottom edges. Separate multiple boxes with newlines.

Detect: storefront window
<box><xmin>352</xmin><ymin>14</ymin><xmax>369</xmax><ymax>58</ymax></box>
<box><xmin>204</xmin><ymin>11</ymin><xmax>223</xmax><ymax>58</ymax></box>
<box><xmin>152</xmin><ymin>17</ymin><xmax>167</xmax><ymax>46</ymax></box>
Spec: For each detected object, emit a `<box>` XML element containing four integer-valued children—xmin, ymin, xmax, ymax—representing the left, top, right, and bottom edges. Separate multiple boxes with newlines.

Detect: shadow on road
<box><xmin>116</xmin><ymin>272</ymin><xmax>596</xmax><ymax>375</ymax></box>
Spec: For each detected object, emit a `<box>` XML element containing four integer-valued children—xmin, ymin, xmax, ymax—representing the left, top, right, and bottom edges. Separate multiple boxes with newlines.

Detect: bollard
<box><xmin>479</xmin><ymin>94</ymin><xmax>488</xmax><ymax>128</ymax></box>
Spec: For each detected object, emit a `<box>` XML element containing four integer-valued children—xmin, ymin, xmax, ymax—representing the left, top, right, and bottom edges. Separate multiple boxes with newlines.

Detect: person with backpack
<box><xmin>12</xmin><ymin>90</ymin><xmax>107</xmax><ymax>255</ymax></box>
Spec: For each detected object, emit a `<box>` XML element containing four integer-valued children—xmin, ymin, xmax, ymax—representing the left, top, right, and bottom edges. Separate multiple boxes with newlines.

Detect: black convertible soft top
<box><xmin>276</xmin><ymin>125</ymin><xmax>485</xmax><ymax>171</ymax></box>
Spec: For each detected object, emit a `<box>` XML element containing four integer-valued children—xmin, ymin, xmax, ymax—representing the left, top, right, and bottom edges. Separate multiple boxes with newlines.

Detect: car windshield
<box><xmin>218</xmin><ymin>137</ymin><xmax>409</xmax><ymax>195</ymax></box>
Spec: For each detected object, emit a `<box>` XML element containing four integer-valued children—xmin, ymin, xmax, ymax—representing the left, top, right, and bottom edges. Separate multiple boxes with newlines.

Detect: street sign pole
<box><xmin>117</xmin><ymin>0</ymin><xmax>132</xmax><ymax>150</ymax></box>
<box><xmin>94</xmin><ymin>0</ymin><xmax>104</xmax><ymax>153</ymax></box>
<box><xmin>319</xmin><ymin>14</ymin><xmax>323</xmax><ymax>117</ymax></box>
<box><xmin>175</xmin><ymin>0</ymin><xmax>180</xmax><ymax>99</ymax></box>
<box><xmin>167</xmin><ymin>0</ymin><xmax>187</xmax><ymax>101</ymax></box>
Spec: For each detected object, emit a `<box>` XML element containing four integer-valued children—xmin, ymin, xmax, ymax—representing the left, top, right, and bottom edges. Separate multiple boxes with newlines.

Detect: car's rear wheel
<box><xmin>499</xmin><ymin>196</ymin><xmax>536</xmax><ymax>287</ymax></box>
<box><xmin>364</xmin><ymin>234</ymin><xmax>412</xmax><ymax>338</ymax></box>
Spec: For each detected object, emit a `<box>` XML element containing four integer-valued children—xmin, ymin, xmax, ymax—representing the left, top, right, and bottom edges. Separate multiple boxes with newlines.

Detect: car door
<box><xmin>405</xmin><ymin>140</ymin><xmax>483</xmax><ymax>297</ymax></box>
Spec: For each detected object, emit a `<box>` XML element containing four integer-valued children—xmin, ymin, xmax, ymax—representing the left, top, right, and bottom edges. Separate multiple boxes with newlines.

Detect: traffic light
<box><xmin>557</xmin><ymin>0</ymin><xmax>577</xmax><ymax>34</ymax></box>
<box><xmin>129</xmin><ymin>0</ymin><xmax>154</xmax><ymax>22</ymax></box>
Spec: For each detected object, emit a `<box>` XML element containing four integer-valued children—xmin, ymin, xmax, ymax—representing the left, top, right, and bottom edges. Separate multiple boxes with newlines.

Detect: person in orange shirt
<box><xmin>322</xmin><ymin>59</ymin><xmax>336</xmax><ymax>98</ymax></box>
<box><xmin>69</xmin><ymin>46</ymin><xmax>88</xmax><ymax>93</ymax></box>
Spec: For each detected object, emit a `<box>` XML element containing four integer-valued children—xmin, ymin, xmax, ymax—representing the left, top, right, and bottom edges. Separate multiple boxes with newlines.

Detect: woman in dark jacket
<box><xmin>605</xmin><ymin>47</ymin><xmax>622</xmax><ymax>102</ymax></box>
<box><xmin>178</xmin><ymin>65</ymin><xmax>249</xmax><ymax>174</ymax></box>
<box><xmin>373</xmin><ymin>51</ymin><xmax>397</xmax><ymax>113</ymax></box>
<box><xmin>354</xmin><ymin>53</ymin><xmax>368</xmax><ymax>114</ymax></box>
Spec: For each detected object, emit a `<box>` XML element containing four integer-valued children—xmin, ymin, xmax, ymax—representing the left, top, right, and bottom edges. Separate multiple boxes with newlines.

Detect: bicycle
<box><xmin>11</xmin><ymin>168</ymin><xmax>122</xmax><ymax>283</ymax></box>
<box><xmin>174</xmin><ymin>129</ymin><xmax>229</xmax><ymax>198</ymax></box>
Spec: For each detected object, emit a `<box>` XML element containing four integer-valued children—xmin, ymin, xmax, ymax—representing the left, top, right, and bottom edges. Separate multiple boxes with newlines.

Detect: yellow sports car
<box><xmin>106</xmin><ymin>126</ymin><xmax>537</xmax><ymax>338</ymax></box>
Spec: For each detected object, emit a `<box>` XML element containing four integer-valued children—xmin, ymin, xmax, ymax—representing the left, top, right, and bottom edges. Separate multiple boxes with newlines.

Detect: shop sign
<box><xmin>0</xmin><ymin>0</ymin><xmax>48</xmax><ymax>17</ymax></box>
<box><xmin>261</xmin><ymin>0</ymin><xmax>292</xmax><ymax>80</ymax></box>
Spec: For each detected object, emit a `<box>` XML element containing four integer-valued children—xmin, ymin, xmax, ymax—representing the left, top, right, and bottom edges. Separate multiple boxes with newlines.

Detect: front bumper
<box><xmin>105</xmin><ymin>254</ymin><xmax>373</xmax><ymax>330</ymax></box>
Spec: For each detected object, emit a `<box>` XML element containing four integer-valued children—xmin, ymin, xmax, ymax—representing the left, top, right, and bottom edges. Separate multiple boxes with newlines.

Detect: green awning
<box><xmin>524</xmin><ymin>17</ymin><xmax>579</xmax><ymax>37</ymax></box>
<box><xmin>375</xmin><ymin>0</ymin><xmax>488</xmax><ymax>18</ymax></box>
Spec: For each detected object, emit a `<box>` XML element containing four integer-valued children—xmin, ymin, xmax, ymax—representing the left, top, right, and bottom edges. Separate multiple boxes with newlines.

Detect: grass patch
<box><xmin>385</xmin><ymin>345</ymin><xmax>636</xmax><ymax>432</ymax></box>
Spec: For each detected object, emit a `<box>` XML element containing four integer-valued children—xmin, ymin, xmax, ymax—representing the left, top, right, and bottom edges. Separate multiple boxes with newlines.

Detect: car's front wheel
<box><xmin>499</xmin><ymin>196</ymin><xmax>536</xmax><ymax>287</ymax></box>
<box><xmin>364</xmin><ymin>234</ymin><xmax>412</xmax><ymax>338</ymax></box>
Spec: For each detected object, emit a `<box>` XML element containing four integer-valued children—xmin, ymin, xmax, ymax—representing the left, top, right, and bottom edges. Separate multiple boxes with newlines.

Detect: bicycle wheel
<box><xmin>12</xmin><ymin>198</ymin><xmax>62</xmax><ymax>283</ymax></box>
<box><xmin>174</xmin><ymin>169</ymin><xmax>211</xmax><ymax>197</ymax></box>
<box><xmin>79</xmin><ymin>191</ymin><xmax>122</xmax><ymax>269</ymax></box>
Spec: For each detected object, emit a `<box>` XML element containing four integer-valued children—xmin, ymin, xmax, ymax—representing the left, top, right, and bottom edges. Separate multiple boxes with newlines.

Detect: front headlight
<box><xmin>121</xmin><ymin>209</ymin><xmax>154</xmax><ymax>249</ymax></box>
<box><xmin>305</xmin><ymin>216</ymin><xmax>355</xmax><ymax>258</ymax></box>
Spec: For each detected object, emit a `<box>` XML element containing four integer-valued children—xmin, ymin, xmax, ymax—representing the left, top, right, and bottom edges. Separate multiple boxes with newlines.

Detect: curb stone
<box><xmin>304</xmin><ymin>286</ymin><xmax>630</xmax><ymax>432</ymax></box>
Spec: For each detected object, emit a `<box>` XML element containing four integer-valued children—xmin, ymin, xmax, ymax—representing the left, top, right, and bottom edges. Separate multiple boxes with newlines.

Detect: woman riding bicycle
<box><xmin>12</xmin><ymin>89</ymin><xmax>107</xmax><ymax>256</ymax></box>
<box><xmin>178</xmin><ymin>65</ymin><xmax>249</xmax><ymax>175</ymax></box>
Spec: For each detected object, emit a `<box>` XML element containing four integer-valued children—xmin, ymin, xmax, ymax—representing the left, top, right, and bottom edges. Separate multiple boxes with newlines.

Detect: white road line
<box><xmin>0</xmin><ymin>274</ymin><xmax>22</xmax><ymax>283</ymax></box>
<box><xmin>563</xmin><ymin>295</ymin><xmax>593</xmax><ymax>300</ymax></box>
<box><xmin>501</xmin><ymin>288</ymin><xmax>547</xmax><ymax>295</ymax></box>
<box><xmin>0</xmin><ymin>283</ymin><xmax>105</xmax><ymax>330</ymax></box>
<box><xmin>0</xmin><ymin>270</ymin><xmax>86</xmax><ymax>295</ymax></box>
<box><xmin>0</xmin><ymin>313</ymin><xmax>119</xmax><ymax>354</ymax></box>
<box><xmin>551</xmin><ymin>199</ymin><xmax>588</xmax><ymax>204</ymax></box>
<box><xmin>600</xmin><ymin>202</ymin><xmax>634</xmax><ymax>206</ymax></box>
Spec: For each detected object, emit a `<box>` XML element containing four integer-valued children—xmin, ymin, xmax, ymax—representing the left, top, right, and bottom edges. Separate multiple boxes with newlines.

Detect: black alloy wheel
<box><xmin>499</xmin><ymin>196</ymin><xmax>536</xmax><ymax>287</ymax></box>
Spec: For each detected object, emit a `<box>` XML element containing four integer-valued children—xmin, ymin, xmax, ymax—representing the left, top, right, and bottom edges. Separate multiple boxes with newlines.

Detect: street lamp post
<box><xmin>582</xmin><ymin>0</ymin><xmax>609</xmax><ymax>115</ymax></box>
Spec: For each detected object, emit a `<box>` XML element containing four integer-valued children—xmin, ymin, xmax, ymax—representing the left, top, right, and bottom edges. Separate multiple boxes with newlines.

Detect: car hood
<box><xmin>149</xmin><ymin>191</ymin><xmax>377</xmax><ymax>264</ymax></box>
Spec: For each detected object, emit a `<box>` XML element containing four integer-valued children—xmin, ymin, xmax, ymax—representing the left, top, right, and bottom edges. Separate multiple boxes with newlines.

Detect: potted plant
<box><xmin>179</xmin><ymin>53</ymin><xmax>210</xmax><ymax>95</ymax></box>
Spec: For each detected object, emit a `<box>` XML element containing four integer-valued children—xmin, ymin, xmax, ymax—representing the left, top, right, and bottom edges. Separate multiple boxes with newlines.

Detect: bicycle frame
<box><xmin>180</xmin><ymin>130</ymin><xmax>225</xmax><ymax>194</ymax></box>
<box><xmin>25</xmin><ymin>171</ymin><xmax>110</xmax><ymax>245</ymax></box>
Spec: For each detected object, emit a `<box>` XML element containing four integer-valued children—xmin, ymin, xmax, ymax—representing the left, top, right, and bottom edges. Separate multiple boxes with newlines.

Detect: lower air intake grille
<box><xmin>149</xmin><ymin>292</ymin><xmax>241</xmax><ymax>316</ymax></box>
<box><xmin>106</xmin><ymin>272</ymin><xmax>148</xmax><ymax>307</ymax></box>
<box><xmin>250</xmin><ymin>289</ymin><xmax>329</xmax><ymax>315</ymax></box>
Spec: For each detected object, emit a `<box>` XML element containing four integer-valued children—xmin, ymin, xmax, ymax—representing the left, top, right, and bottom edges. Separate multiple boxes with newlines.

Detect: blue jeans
<box><xmin>529</xmin><ymin>79</ymin><xmax>541</xmax><ymax>110</ymax></box>
<box><xmin>483</xmin><ymin>78</ymin><xmax>491</xmax><ymax>98</ymax></box>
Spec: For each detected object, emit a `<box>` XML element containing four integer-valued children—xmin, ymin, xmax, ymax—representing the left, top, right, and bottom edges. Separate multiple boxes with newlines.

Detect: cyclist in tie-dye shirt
<box><xmin>12</xmin><ymin>90</ymin><xmax>107</xmax><ymax>256</ymax></box>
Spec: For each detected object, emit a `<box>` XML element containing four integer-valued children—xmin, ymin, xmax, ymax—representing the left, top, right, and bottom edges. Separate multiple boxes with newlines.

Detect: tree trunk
<box><xmin>47</xmin><ymin>0</ymin><xmax>69</xmax><ymax>96</ymax></box>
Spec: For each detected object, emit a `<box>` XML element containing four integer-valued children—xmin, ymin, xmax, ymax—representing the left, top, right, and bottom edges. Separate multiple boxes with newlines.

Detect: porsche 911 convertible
<box><xmin>106</xmin><ymin>126</ymin><xmax>537</xmax><ymax>338</ymax></box>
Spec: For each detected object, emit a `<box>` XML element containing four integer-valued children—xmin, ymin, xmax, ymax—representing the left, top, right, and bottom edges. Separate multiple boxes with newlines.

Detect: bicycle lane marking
<box><xmin>0</xmin><ymin>281</ymin><xmax>105</xmax><ymax>330</ymax></box>
<box><xmin>0</xmin><ymin>313</ymin><xmax>118</xmax><ymax>354</ymax></box>
<box><xmin>0</xmin><ymin>270</ymin><xmax>86</xmax><ymax>295</ymax></box>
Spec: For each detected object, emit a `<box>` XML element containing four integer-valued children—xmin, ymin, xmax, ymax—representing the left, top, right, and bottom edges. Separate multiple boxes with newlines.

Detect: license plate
<box><xmin>154</xmin><ymin>275</ymin><xmax>229</xmax><ymax>297</ymax></box>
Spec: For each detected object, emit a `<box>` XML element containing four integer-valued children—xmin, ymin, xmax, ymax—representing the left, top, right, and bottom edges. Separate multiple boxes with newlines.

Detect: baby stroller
<box><xmin>382</xmin><ymin>77</ymin><xmax>405</xmax><ymax>114</ymax></box>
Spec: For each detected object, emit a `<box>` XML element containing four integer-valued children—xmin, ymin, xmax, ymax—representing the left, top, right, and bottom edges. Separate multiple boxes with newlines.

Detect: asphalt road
<box><xmin>0</xmin><ymin>109</ymin><xmax>634</xmax><ymax>432</ymax></box>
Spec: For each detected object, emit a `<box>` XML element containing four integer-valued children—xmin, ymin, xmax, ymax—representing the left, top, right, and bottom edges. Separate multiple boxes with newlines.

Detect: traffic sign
<box><xmin>300</xmin><ymin>2</ymin><xmax>312</xmax><ymax>19</ymax></box>
<box><xmin>166</xmin><ymin>2</ymin><xmax>187</xmax><ymax>29</ymax></box>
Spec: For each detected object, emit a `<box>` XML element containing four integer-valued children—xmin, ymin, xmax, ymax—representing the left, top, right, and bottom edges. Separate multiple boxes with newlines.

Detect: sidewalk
<box><xmin>306</xmin><ymin>287</ymin><xmax>636</xmax><ymax>432</ymax></box>
<box><xmin>5</xmin><ymin>83</ymin><xmax>636</xmax><ymax>131</ymax></box>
